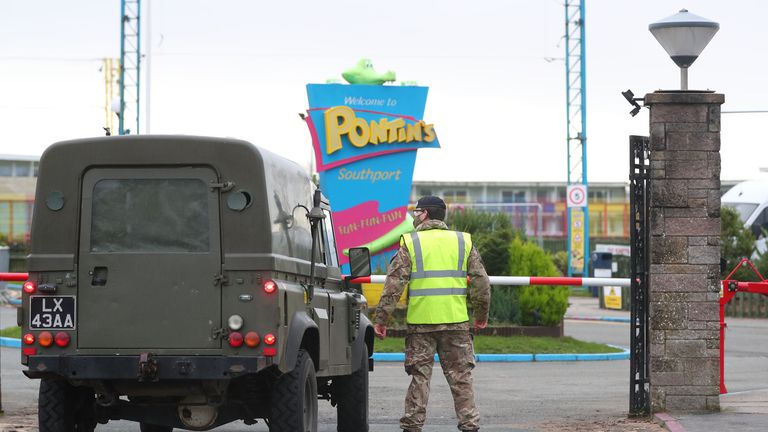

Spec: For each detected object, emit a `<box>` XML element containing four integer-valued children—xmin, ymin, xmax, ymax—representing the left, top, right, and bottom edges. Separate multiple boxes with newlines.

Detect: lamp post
<box><xmin>649</xmin><ymin>9</ymin><xmax>719</xmax><ymax>90</ymax></box>
<box><xmin>110</xmin><ymin>98</ymin><xmax>122</xmax><ymax>136</ymax></box>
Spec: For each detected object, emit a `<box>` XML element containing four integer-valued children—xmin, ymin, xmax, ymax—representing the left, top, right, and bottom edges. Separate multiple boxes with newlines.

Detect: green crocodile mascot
<box><xmin>342</xmin><ymin>58</ymin><xmax>396</xmax><ymax>85</ymax></box>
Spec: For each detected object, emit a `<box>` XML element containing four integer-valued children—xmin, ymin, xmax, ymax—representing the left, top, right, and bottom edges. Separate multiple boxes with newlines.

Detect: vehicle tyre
<box><xmin>334</xmin><ymin>344</ymin><xmax>369</xmax><ymax>432</ymax></box>
<box><xmin>139</xmin><ymin>423</ymin><xmax>173</xmax><ymax>432</ymax></box>
<box><xmin>38</xmin><ymin>378</ymin><xmax>74</xmax><ymax>432</ymax></box>
<box><xmin>39</xmin><ymin>379</ymin><xmax>97</xmax><ymax>432</ymax></box>
<box><xmin>269</xmin><ymin>348</ymin><xmax>318</xmax><ymax>432</ymax></box>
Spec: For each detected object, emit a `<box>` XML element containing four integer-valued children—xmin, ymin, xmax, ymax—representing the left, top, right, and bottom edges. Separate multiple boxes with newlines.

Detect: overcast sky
<box><xmin>1</xmin><ymin>1</ymin><xmax>765</xmax><ymax>183</ymax></box>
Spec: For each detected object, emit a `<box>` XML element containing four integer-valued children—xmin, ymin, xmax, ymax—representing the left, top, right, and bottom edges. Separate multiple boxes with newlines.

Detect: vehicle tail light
<box><xmin>245</xmin><ymin>331</ymin><xmax>260</xmax><ymax>348</ymax></box>
<box><xmin>54</xmin><ymin>332</ymin><xmax>70</xmax><ymax>347</ymax></box>
<box><xmin>23</xmin><ymin>347</ymin><xmax>37</xmax><ymax>356</ymax></box>
<box><xmin>264</xmin><ymin>347</ymin><xmax>277</xmax><ymax>357</ymax></box>
<box><xmin>228</xmin><ymin>331</ymin><xmax>243</xmax><ymax>348</ymax></box>
<box><xmin>38</xmin><ymin>331</ymin><xmax>53</xmax><ymax>347</ymax></box>
<box><xmin>23</xmin><ymin>281</ymin><xmax>36</xmax><ymax>294</ymax></box>
<box><xmin>263</xmin><ymin>280</ymin><xmax>277</xmax><ymax>294</ymax></box>
<box><xmin>264</xmin><ymin>333</ymin><xmax>276</xmax><ymax>345</ymax></box>
<box><xmin>23</xmin><ymin>333</ymin><xmax>35</xmax><ymax>345</ymax></box>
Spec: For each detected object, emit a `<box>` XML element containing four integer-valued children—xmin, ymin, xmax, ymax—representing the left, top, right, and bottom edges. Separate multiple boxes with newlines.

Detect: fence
<box><xmin>9</xmin><ymin>252</ymin><xmax>27</xmax><ymax>272</ymax></box>
<box><xmin>724</xmin><ymin>292</ymin><xmax>768</xmax><ymax>318</ymax></box>
<box><xmin>448</xmin><ymin>201</ymin><xmax>631</xmax><ymax>240</ymax></box>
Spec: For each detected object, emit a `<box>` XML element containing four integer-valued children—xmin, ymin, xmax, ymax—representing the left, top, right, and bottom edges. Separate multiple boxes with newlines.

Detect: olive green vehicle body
<box><xmin>20</xmin><ymin>135</ymin><xmax>373</xmax><ymax>429</ymax></box>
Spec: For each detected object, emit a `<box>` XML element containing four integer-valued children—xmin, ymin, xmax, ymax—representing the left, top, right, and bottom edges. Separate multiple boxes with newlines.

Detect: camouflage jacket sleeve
<box><xmin>467</xmin><ymin>246</ymin><xmax>491</xmax><ymax>322</ymax></box>
<box><xmin>374</xmin><ymin>242</ymin><xmax>411</xmax><ymax>326</ymax></box>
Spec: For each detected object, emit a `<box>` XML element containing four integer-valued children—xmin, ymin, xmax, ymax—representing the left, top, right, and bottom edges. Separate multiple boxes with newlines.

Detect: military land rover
<box><xmin>20</xmin><ymin>135</ymin><xmax>374</xmax><ymax>432</ymax></box>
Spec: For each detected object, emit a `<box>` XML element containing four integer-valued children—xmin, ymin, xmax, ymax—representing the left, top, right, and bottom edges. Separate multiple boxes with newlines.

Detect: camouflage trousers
<box><xmin>400</xmin><ymin>330</ymin><xmax>479</xmax><ymax>432</ymax></box>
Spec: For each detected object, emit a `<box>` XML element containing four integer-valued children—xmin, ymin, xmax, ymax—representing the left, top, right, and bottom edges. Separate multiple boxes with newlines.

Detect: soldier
<box><xmin>374</xmin><ymin>196</ymin><xmax>491</xmax><ymax>432</ymax></box>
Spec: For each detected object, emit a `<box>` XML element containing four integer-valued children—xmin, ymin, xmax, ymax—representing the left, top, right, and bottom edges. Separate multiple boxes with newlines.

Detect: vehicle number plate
<box><xmin>29</xmin><ymin>296</ymin><xmax>76</xmax><ymax>329</ymax></box>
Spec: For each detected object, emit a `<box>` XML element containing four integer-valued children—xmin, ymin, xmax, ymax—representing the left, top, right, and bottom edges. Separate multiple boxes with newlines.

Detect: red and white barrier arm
<box><xmin>1</xmin><ymin>271</ymin><xmax>631</xmax><ymax>287</ymax></box>
<box><xmin>347</xmin><ymin>275</ymin><xmax>631</xmax><ymax>287</ymax></box>
<box><xmin>0</xmin><ymin>272</ymin><xmax>29</xmax><ymax>282</ymax></box>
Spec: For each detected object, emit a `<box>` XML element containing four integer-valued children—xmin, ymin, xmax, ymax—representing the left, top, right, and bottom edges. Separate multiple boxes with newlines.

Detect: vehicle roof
<box><xmin>29</xmin><ymin>135</ymin><xmax>329</xmax><ymax>277</ymax></box>
<box><xmin>721</xmin><ymin>179</ymin><xmax>768</xmax><ymax>205</ymax></box>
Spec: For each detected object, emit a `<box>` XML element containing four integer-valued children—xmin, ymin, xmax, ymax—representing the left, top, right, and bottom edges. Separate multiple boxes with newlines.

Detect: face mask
<box><xmin>412</xmin><ymin>217</ymin><xmax>422</xmax><ymax>229</ymax></box>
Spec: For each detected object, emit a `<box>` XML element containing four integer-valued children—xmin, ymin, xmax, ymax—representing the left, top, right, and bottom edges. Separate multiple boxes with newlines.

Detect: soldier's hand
<box><xmin>374</xmin><ymin>323</ymin><xmax>387</xmax><ymax>340</ymax></box>
<box><xmin>474</xmin><ymin>319</ymin><xmax>488</xmax><ymax>330</ymax></box>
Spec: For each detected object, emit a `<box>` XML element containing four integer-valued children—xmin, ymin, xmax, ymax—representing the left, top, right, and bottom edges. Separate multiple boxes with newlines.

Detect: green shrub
<box><xmin>446</xmin><ymin>208</ymin><xmax>518</xmax><ymax>240</ymax></box>
<box><xmin>488</xmin><ymin>285</ymin><xmax>520</xmax><ymax>324</ymax></box>
<box><xmin>446</xmin><ymin>209</ymin><xmax>520</xmax><ymax>275</ymax></box>
<box><xmin>552</xmin><ymin>250</ymin><xmax>568</xmax><ymax>276</ymax></box>
<box><xmin>509</xmin><ymin>238</ymin><xmax>569</xmax><ymax>326</ymax></box>
<box><xmin>447</xmin><ymin>209</ymin><xmax>522</xmax><ymax>324</ymax></box>
<box><xmin>473</xmin><ymin>233</ymin><xmax>513</xmax><ymax>277</ymax></box>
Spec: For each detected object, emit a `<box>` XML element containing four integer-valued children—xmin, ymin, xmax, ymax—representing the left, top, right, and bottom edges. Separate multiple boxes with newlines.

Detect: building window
<box><xmin>14</xmin><ymin>162</ymin><xmax>31</xmax><ymax>177</ymax></box>
<box><xmin>442</xmin><ymin>190</ymin><xmax>468</xmax><ymax>204</ymax></box>
<box><xmin>557</xmin><ymin>187</ymin><xmax>566</xmax><ymax>201</ymax></box>
<box><xmin>502</xmin><ymin>190</ymin><xmax>526</xmax><ymax>203</ymax></box>
<box><xmin>0</xmin><ymin>162</ymin><xmax>12</xmax><ymax>177</ymax></box>
<box><xmin>608</xmin><ymin>209</ymin><xmax>627</xmax><ymax>237</ymax></box>
<box><xmin>589</xmin><ymin>189</ymin><xmax>607</xmax><ymax>202</ymax></box>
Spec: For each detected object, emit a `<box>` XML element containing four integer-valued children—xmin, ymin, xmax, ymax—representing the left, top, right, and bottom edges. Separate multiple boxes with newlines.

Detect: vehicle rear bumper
<box><xmin>24</xmin><ymin>355</ymin><xmax>275</xmax><ymax>380</ymax></box>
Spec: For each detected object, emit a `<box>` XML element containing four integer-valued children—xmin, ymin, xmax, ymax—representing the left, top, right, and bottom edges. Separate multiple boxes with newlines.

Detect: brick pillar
<box><xmin>645</xmin><ymin>91</ymin><xmax>724</xmax><ymax>413</ymax></box>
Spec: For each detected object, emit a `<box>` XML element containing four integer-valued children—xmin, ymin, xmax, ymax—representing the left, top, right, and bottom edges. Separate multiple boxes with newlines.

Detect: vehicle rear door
<box><xmin>77</xmin><ymin>167</ymin><xmax>222</xmax><ymax>349</ymax></box>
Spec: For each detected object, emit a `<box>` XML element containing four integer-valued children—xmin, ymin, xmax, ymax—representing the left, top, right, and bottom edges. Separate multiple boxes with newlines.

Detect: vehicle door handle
<box><xmin>90</xmin><ymin>266</ymin><xmax>108</xmax><ymax>286</ymax></box>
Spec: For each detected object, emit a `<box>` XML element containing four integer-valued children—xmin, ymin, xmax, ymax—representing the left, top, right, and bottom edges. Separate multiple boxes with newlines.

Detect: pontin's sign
<box><xmin>305</xmin><ymin>84</ymin><xmax>439</xmax><ymax>271</ymax></box>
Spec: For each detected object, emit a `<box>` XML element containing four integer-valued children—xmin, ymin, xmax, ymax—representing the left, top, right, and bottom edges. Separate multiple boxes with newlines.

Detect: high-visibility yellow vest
<box><xmin>402</xmin><ymin>229</ymin><xmax>471</xmax><ymax>324</ymax></box>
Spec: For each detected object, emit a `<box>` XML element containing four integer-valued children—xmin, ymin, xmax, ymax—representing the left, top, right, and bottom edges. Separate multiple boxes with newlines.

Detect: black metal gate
<box><xmin>629</xmin><ymin>135</ymin><xmax>650</xmax><ymax>416</ymax></box>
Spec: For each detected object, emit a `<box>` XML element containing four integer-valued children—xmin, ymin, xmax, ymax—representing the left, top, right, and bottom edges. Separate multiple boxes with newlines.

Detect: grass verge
<box><xmin>1</xmin><ymin>326</ymin><xmax>21</xmax><ymax>338</ymax></box>
<box><xmin>569</xmin><ymin>287</ymin><xmax>596</xmax><ymax>298</ymax></box>
<box><xmin>374</xmin><ymin>335</ymin><xmax>622</xmax><ymax>354</ymax></box>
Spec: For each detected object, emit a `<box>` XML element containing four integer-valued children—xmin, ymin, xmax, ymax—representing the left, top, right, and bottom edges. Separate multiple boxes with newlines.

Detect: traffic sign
<box><xmin>567</xmin><ymin>184</ymin><xmax>587</xmax><ymax>207</ymax></box>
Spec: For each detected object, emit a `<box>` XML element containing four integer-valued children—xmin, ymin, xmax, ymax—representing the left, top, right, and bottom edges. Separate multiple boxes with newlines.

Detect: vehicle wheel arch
<box><xmin>281</xmin><ymin>311</ymin><xmax>319</xmax><ymax>373</ymax></box>
<box><xmin>352</xmin><ymin>314</ymin><xmax>374</xmax><ymax>372</ymax></box>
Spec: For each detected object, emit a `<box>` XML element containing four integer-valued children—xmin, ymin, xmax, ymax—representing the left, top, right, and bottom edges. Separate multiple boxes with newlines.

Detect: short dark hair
<box><xmin>416</xmin><ymin>196</ymin><xmax>447</xmax><ymax>221</ymax></box>
<box><xmin>425</xmin><ymin>207</ymin><xmax>446</xmax><ymax>221</ymax></box>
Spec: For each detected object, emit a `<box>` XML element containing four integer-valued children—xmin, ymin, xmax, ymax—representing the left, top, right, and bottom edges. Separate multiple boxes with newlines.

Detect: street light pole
<box><xmin>680</xmin><ymin>67</ymin><xmax>688</xmax><ymax>91</ymax></box>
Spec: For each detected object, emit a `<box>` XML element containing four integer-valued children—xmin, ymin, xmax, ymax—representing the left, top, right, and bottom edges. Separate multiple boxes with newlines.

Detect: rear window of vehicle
<box><xmin>90</xmin><ymin>179</ymin><xmax>210</xmax><ymax>252</ymax></box>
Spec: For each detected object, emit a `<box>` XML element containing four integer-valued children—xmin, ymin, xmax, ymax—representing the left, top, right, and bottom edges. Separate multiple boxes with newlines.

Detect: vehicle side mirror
<box><xmin>348</xmin><ymin>247</ymin><xmax>371</xmax><ymax>278</ymax></box>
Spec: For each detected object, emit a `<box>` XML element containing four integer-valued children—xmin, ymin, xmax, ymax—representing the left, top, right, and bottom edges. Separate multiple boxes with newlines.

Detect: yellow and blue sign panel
<box><xmin>570</xmin><ymin>209</ymin><xmax>585</xmax><ymax>274</ymax></box>
<box><xmin>305</xmin><ymin>84</ymin><xmax>440</xmax><ymax>273</ymax></box>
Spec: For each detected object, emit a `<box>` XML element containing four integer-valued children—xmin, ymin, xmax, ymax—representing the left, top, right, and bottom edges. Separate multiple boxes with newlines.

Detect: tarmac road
<box><xmin>4</xmin><ymin>299</ymin><xmax>768</xmax><ymax>431</ymax></box>
<box><xmin>2</xmin><ymin>348</ymin><xmax>660</xmax><ymax>432</ymax></box>
<box><xmin>0</xmin><ymin>301</ymin><xmax>660</xmax><ymax>431</ymax></box>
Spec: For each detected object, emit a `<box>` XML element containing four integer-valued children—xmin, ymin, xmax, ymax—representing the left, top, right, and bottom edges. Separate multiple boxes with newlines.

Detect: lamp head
<box><xmin>649</xmin><ymin>9</ymin><xmax>719</xmax><ymax>69</ymax></box>
<box><xmin>110</xmin><ymin>98</ymin><xmax>122</xmax><ymax>114</ymax></box>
